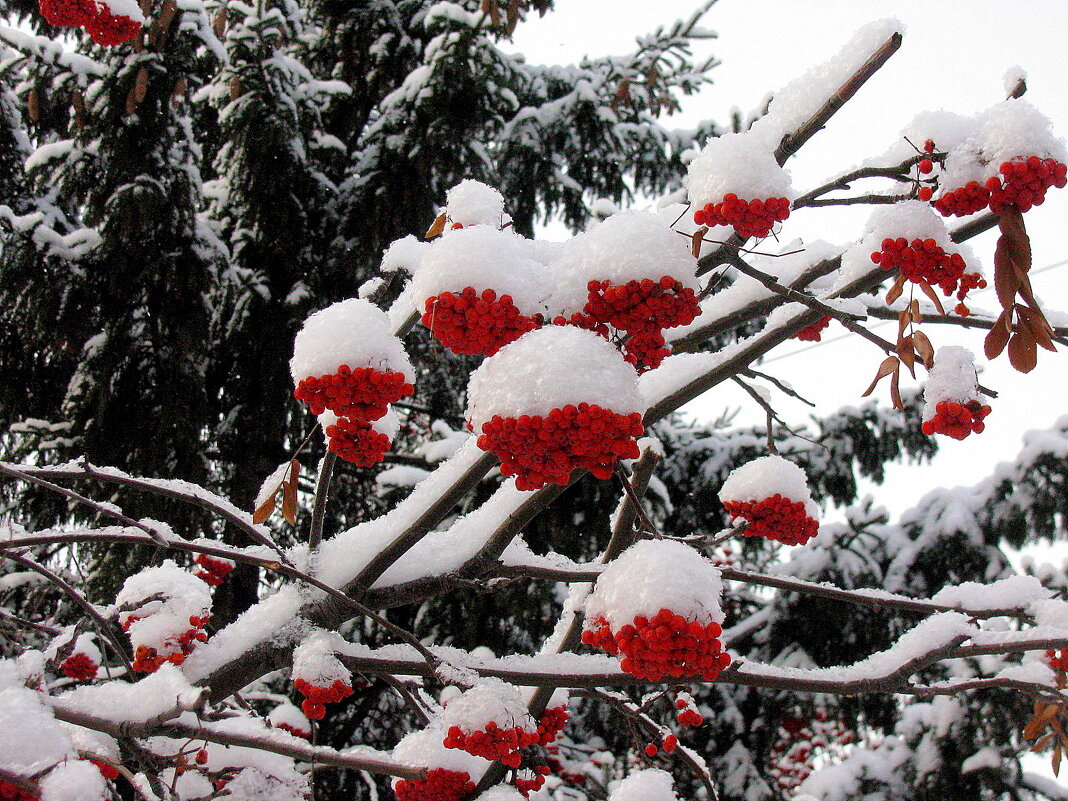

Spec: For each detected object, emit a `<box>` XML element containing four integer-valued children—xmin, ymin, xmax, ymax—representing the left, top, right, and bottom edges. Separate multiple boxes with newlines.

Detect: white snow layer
<box><xmin>391</xmin><ymin>723</ymin><xmax>491</xmax><ymax>783</ymax></box>
<box><xmin>289</xmin><ymin>298</ymin><xmax>415</xmax><ymax>383</ymax></box>
<box><xmin>39</xmin><ymin>760</ymin><xmax>107</xmax><ymax>801</ymax></box>
<box><xmin>608</xmin><ymin>769</ymin><xmax>678</xmax><ymax>801</ymax></box>
<box><xmin>685</xmin><ymin>132</ymin><xmax>793</xmax><ymax>207</ymax></box>
<box><xmin>466</xmin><ymin>326</ymin><xmax>646</xmax><ymax>429</ymax></box>
<box><xmin>585</xmin><ymin>539</ymin><xmax>724</xmax><ymax>628</ymax></box>
<box><xmin>445</xmin><ymin>180</ymin><xmax>506</xmax><ymax>227</ymax></box>
<box><xmin>719</xmin><ymin>454</ymin><xmax>818</xmax><ymax>517</ymax></box>
<box><xmin>440</xmin><ymin>681</ymin><xmax>534</xmax><ymax>733</ymax></box>
<box><xmin>922</xmin><ymin>346</ymin><xmax>980</xmax><ymax>421</ymax></box>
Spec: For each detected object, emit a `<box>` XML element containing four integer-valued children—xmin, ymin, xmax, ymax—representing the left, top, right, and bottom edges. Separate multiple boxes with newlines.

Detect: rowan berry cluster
<box><xmin>293</xmin><ymin>677</ymin><xmax>353</xmax><ymax>720</ymax></box>
<box><xmin>423</xmin><ymin>288</ymin><xmax>541</xmax><ymax>357</ymax></box>
<box><xmin>675</xmin><ymin>697</ymin><xmax>704</xmax><ymax>728</ymax></box>
<box><xmin>793</xmin><ymin>316</ymin><xmax>831</xmax><ymax>342</ymax></box>
<box><xmin>1047</xmin><ymin>649</ymin><xmax>1068</xmax><ymax>671</ymax></box>
<box><xmin>0</xmin><ymin>780</ymin><xmax>36</xmax><ymax>801</ymax></box>
<box><xmin>933</xmin><ymin>181</ymin><xmax>990</xmax><ymax>217</ymax></box>
<box><xmin>443</xmin><ymin>722</ymin><xmax>540</xmax><ymax>765</ymax></box>
<box><xmin>582</xmin><ymin>609</ymin><xmax>730</xmax><ymax>681</ymax></box>
<box><xmin>514</xmin><ymin>767</ymin><xmax>551</xmax><ymax>796</ymax></box>
<box><xmin>477</xmin><ymin>405</ymin><xmax>644</xmax><ymax>491</ymax></box>
<box><xmin>723</xmin><ymin>494</ymin><xmax>819</xmax><ymax>546</ymax></box>
<box><xmin>921</xmin><ymin>399</ymin><xmax>992</xmax><ymax>440</ymax></box>
<box><xmin>536</xmin><ymin>706</ymin><xmax>569</xmax><ymax>744</ymax></box>
<box><xmin>38</xmin><ymin>0</ymin><xmax>141</xmax><ymax>44</ymax></box>
<box><xmin>952</xmin><ymin>271</ymin><xmax>987</xmax><ymax>316</ymax></box>
<box><xmin>127</xmin><ymin>613</ymin><xmax>210</xmax><ymax>672</ymax></box>
<box><xmin>394</xmin><ymin>768</ymin><xmax>476</xmax><ymax>801</ymax></box>
<box><xmin>987</xmin><ymin>157</ymin><xmax>1067</xmax><ymax>213</ymax></box>
<box><xmin>870</xmin><ymin>237</ymin><xmax>966</xmax><ymax>294</ymax></box>
<box><xmin>275</xmin><ymin>722</ymin><xmax>311</xmax><ymax>738</ymax></box>
<box><xmin>294</xmin><ymin>365</ymin><xmax>412</xmax><ymax>420</ymax></box>
<box><xmin>193</xmin><ymin>553</ymin><xmax>235</xmax><ymax>586</ymax></box>
<box><xmin>769</xmin><ymin>711</ymin><xmax>854</xmax><ymax>791</ymax></box>
<box><xmin>60</xmin><ymin>651</ymin><xmax>98</xmax><ymax>681</ymax></box>
<box><xmin>324</xmin><ymin>416</ymin><xmax>392</xmax><ymax>467</ymax></box>
<box><xmin>693</xmin><ymin>194</ymin><xmax>791</xmax><ymax>239</ymax></box>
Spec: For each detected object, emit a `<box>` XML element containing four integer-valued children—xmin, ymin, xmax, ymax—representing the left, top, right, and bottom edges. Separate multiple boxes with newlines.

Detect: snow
<box><xmin>97</xmin><ymin>0</ymin><xmax>146</xmax><ymax>23</ymax></box>
<box><xmin>268</xmin><ymin>702</ymin><xmax>310</xmax><ymax>733</ymax></box>
<box><xmin>960</xmin><ymin>746</ymin><xmax>1000</xmax><ymax>774</ymax></box>
<box><xmin>466</xmin><ymin>327</ymin><xmax>646</xmax><ymax>429</ymax></box>
<box><xmin>975</xmin><ymin>98</ymin><xmax>1067</xmax><ymax>167</ymax></box>
<box><xmin>445</xmin><ymin>180</ymin><xmax>507</xmax><ymax>228</ymax></box>
<box><xmin>685</xmin><ymin>132</ymin><xmax>793</xmax><ymax>207</ymax></box>
<box><xmin>381</xmin><ymin>235</ymin><xmax>431</xmax><ymax>276</ymax></box>
<box><xmin>873</xmin><ymin>110</ymin><xmax>977</xmax><ymax>166</ymax></box>
<box><xmin>608</xmin><ymin>769</ymin><xmax>678</xmax><ymax>801</ymax></box>
<box><xmin>411</xmin><ymin>226</ymin><xmax>550</xmax><ymax>317</ymax></box>
<box><xmin>39</xmin><ymin>760</ymin><xmax>107</xmax><ymax>801</ymax></box>
<box><xmin>292</xmin><ymin>630</ymin><xmax>351</xmax><ymax>686</ymax></box>
<box><xmin>114</xmin><ymin>561</ymin><xmax>211</xmax><ymax>658</ymax></box>
<box><xmin>837</xmin><ymin>200</ymin><xmax>954</xmax><ymax>289</ymax></box>
<box><xmin>0</xmin><ymin>670</ymin><xmax>75</xmax><ymax>777</ymax></box>
<box><xmin>255</xmin><ymin>462</ymin><xmax>292</xmax><ymax>510</ymax></box>
<box><xmin>719</xmin><ymin>454</ymin><xmax>818</xmax><ymax>518</ymax></box>
<box><xmin>56</xmin><ymin>664</ymin><xmax>200</xmax><ymax>724</ymax></box>
<box><xmin>546</xmin><ymin>211</ymin><xmax>698</xmax><ymax>317</ymax></box>
<box><xmin>440</xmin><ymin>682</ymin><xmax>534</xmax><ymax>733</ymax></box>
<box><xmin>376</xmin><ymin>465</ymin><xmax>431</xmax><ymax>488</ymax></box>
<box><xmin>922</xmin><ymin>346</ymin><xmax>980</xmax><ymax>421</ymax></box>
<box><xmin>390</xmin><ymin>723</ymin><xmax>491</xmax><ymax>782</ymax></box>
<box><xmin>289</xmin><ymin>298</ymin><xmax>415</xmax><ymax>384</ymax></box>
<box><xmin>930</xmin><ymin>575</ymin><xmax>1049</xmax><ymax>611</ymax></box>
<box><xmin>584</xmin><ymin>539</ymin><xmax>724</xmax><ymax>629</ymax></box>
<box><xmin>474</xmin><ymin>787</ymin><xmax>525</xmax><ymax>801</ymax></box>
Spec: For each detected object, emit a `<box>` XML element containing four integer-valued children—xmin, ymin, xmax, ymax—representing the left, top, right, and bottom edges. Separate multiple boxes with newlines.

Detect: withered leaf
<box><xmin>252</xmin><ymin>489</ymin><xmax>277</xmax><ymax>525</ymax></box>
<box><xmin>912</xmin><ymin>330</ymin><xmax>935</xmax><ymax>369</ymax></box>
<box><xmin>896</xmin><ymin>334</ymin><xmax>916</xmax><ymax>378</ymax></box>
<box><xmin>909</xmin><ymin>298</ymin><xmax>922</xmax><ymax>324</ymax></box>
<box><xmin>1025</xmin><ymin>703</ymin><xmax>1058</xmax><ymax>739</ymax></box>
<box><xmin>998</xmin><ymin>205</ymin><xmax>1032</xmax><ymax>273</ymax></box>
<box><xmin>861</xmin><ymin>356</ymin><xmax>900</xmax><ymax>398</ymax></box>
<box><xmin>425</xmin><ymin>212</ymin><xmax>446</xmax><ymax>239</ymax></box>
<box><xmin>890</xmin><ymin>368</ymin><xmax>903</xmax><ymax>411</ymax></box>
<box><xmin>1032</xmin><ymin>732</ymin><xmax>1056</xmax><ymax>752</ymax></box>
<box><xmin>1054</xmin><ymin>739</ymin><xmax>1062</xmax><ymax>776</ymax></box>
<box><xmin>917</xmin><ymin>280</ymin><xmax>946</xmax><ymax>316</ymax></box>
<box><xmin>885</xmin><ymin>274</ymin><xmax>905</xmax><ymax>306</ymax></box>
<box><xmin>281</xmin><ymin>459</ymin><xmax>299</xmax><ymax>525</ymax></box>
<box><xmin>1007</xmin><ymin>329</ymin><xmax>1038</xmax><ymax>374</ymax></box>
<box><xmin>984</xmin><ymin>311</ymin><xmax>1011</xmax><ymax>360</ymax></box>
<box><xmin>993</xmin><ymin>235</ymin><xmax>1021</xmax><ymax>311</ymax></box>
<box><xmin>1017</xmin><ymin>305</ymin><xmax>1057</xmax><ymax>352</ymax></box>
<box><xmin>691</xmin><ymin>226</ymin><xmax>708</xmax><ymax>259</ymax></box>
<box><xmin>897</xmin><ymin>309</ymin><xmax>910</xmax><ymax>340</ymax></box>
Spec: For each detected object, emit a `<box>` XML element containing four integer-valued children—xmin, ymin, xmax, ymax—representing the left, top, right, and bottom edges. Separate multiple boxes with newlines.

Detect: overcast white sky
<box><xmin>511</xmin><ymin>0</ymin><xmax>1068</xmax><ymax>527</ymax></box>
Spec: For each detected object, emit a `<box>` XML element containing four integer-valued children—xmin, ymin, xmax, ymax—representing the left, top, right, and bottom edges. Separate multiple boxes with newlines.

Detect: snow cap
<box><xmin>547</xmin><ymin>211</ymin><xmax>699</xmax><ymax>317</ymax></box>
<box><xmin>446</xmin><ymin>180</ymin><xmax>507</xmax><ymax>228</ymax></box>
<box><xmin>441</xmin><ymin>681</ymin><xmax>535</xmax><ymax>734</ymax></box>
<box><xmin>585</xmin><ymin>539</ymin><xmax>724</xmax><ymax>629</ymax></box>
<box><xmin>609</xmin><ymin>769</ymin><xmax>679</xmax><ymax>801</ymax></box>
<box><xmin>922</xmin><ymin>346</ymin><xmax>980</xmax><ymax>422</ymax></box>
<box><xmin>466</xmin><ymin>326</ymin><xmax>646</xmax><ymax>430</ymax></box>
<box><xmin>290</xmin><ymin>298</ymin><xmax>414</xmax><ymax>384</ymax></box>
<box><xmin>719</xmin><ymin>454</ymin><xmax>818</xmax><ymax>518</ymax></box>
<box><xmin>381</xmin><ymin>235</ymin><xmax>431</xmax><ymax>276</ymax></box>
<box><xmin>686</xmin><ymin>132</ymin><xmax>794</xmax><ymax>209</ymax></box>
<box><xmin>391</xmin><ymin>723</ymin><xmax>491</xmax><ymax>788</ymax></box>
<box><xmin>39</xmin><ymin>760</ymin><xmax>107</xmax><ymax>801</ymax></box>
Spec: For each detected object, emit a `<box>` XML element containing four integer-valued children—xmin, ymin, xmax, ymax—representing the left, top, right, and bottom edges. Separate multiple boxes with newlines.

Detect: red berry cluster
<box><xmin>723</xmin><ymin>495</ymin><xmax>818</xmax><ymax>546</ymax></box>
<box><xmin>693</xmin><ymin>194</ymin><xmax>791</xmax><ymax>239</ymax></box>
<box><xmin>61</xmin><ymin>651</ymin><xmax>98</xmax><ymax>681</ymax></box>
<box><xmin>477</xmin><ymin>405</ymin><xmax>644</xmax><ymax>491</ymax></box>
<box><xmin>423</xmin><ymin>288</ymin><xmax>541</xmax><ymax>357</ymax></box>
<box><xmin>675</xmin><ymin>698</ymin><xmax>704</xmax><ymax>728</ymax></box>
<box><xmin>793</xmin><ymin>316</ymin><xmax>830</xmax><ymax>342</ymax></box>
<box><xmin>921</xmin><ymin>399</ymin><xmax>991</xmax><ymax>440</ymax></box>
<box><xmin>1047</xmin><ymin>649</ymin><xmax>1068</xmax><ymax>671</ymax></box>
<box><xmin>584</xmin><ymin>277</ymin><xmax>699</xmax><ymax>335</ymax></box>
<box><xmin>128</xmin><ymin>614</ymin><xmax>210</xmax><ymax>672</ymax></box>
<box><xmin>870</xmin><ymin>237</ymin><xmax>967</xmax><ymax>295</ymax></box>
<box><xmin>550</xmin><ymin>311</ymin><xmax>610</xmax><ymax>338</ymax></box>
<box><xmin>0</xmin><ymin>780</ymin><xmax>36</xmax><ymax>801</ymax></box>
<box><xmin>38</xmin><ymin>0</ymin><xmax>141</xmax><ymax>44</ymax></box>
<box><xmin>294</xmin><ymin>365</ymin><xmax>412</xmax><ymax>420</ymax></box>
<box><xmin>581</xmin><ymin>608</ymin><xmax>730</xmax><ymax>681</ymax></box>
<box><xmin>952</xmin><ymin>271</ymin><xmax>987</xmax><ymax>316</ymax></box>
<box><xmin>988</xmin><ymin>157</ymin><xmax>1067</xmax><ymax>213</ymax></box>
<box><xmin>90</xmin><ymin>760</ymin><xmax>120</xmax><ymax>781</ymax></box>
<box><xmin>194</xmin><ymin>553</ymin><xmax>235</xmax><ymax>586</ymax></box>
<box><xmin>536</xmin><ymin>706</ymin><xmax>569</xmax><ymax>745</ymax></box>
<box><xmin>324</xmin><ymin>416</ymin><xmax>392</xmax><ymax>466</ymax></box>
<box><xmin>276</xmin><ymin>722</ymin><xmax>311</xmax><ymax>739</ymax></box>
<box><xmin>443</xmin><ymin>722</ymin><xmax>540</xmax><ymax>766</ymax></box>
<box><xmin>515</xmin><ymin>767</ymin><xmax>551</xmax><ymax>796</ymax></box>
<box><xmin>770</xmin><ymin>711</ymin><xmax>854</xmax><ymax>791</ymax></box>
<box><xmin>294</xmin><ymin>677</ymin><xmax>353</xmax><ymax>720</ymax></box>
<box><xmin>933</xmin><ymin>181</ymin><xmax>990</xmax><ymax>217</ymax></box>
<box><xmin>395</xmin><ymin>768</ymin><xmax>476</xmax><ymax>801</ymax></box>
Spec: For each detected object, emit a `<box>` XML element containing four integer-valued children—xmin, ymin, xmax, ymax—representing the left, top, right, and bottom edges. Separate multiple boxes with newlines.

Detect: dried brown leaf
<box><xmin>890</xmin><ymin>368</ymin><xmax>903</xmax><ymax>411</ymax></box>
<box><xmin>1007</xmin><ymin>329</ymin><xmax>1038</xmax><ymax>374</ymax></box>
<box><xmin>896</xmin><ymin>334</ymin><xmax>916</xmax><ymax>377</ymax></box>
<box><xmin>917</xmin><ymin>280</ymin><xmax>946</xmax><ymax>316</ymax></box>
<box><xmin>861</xmin><ymin>356</ymin><xmax>900</xmax><ymax>398</ymax></box>
<box><xmin>885</xmin><ymin>274</ymin><xmax>905</xmax><ymax>306</ymax></box>
<box><xmin>912</xmin><ymin>330</ymin><xmax>935</xmax><ymax>369</ymax></box>
<box><xmin>1018</xmin><ymin>305</ymin><xmax>1057</xmax><ymax>352</ymax></box>
<box><xmin>1054</xmin><ymin>739</ymin><xmax>1062</xmax><ymax>776</ymax></box>
<box><xmin>909</xmin><ymin>298</ymin><xmax>922</xmax><ymax>324</ymax></box>
<box><xmin>425</xmin><ymin>212</ymin><xmax>446</xmax><ymax>239</ymax></box>
<box><xmin>984</xmin><ymin>311</ymin><xmax>1011</xmax><ymax>360</ymax></box>
<box><xmin>281</xmin><ymin>460</ymin><xmax>299</xmax><ymax>525</ymax></box>
<box><xmin>1025</xmin><ymin>704</ymin><xmax>1057</xmax><ymax>739</ymax></box>
<box><xmin>252</xmin><ymin>489</ymin><xmax>277</xmax><ymax>525</ymax></box>
<box><xmin>1033</xmin><ymin>732</ymin><xmax>1056</xmax><ymax>752</ymax></box>
<box><xmin>691</xmin><ymin>226</ymin><xmax>708</xmax><ymax>259</ymax></box>
<box><xmin>998</xmin><ymin>206</ymin><xmax>1032</xmax><ymax>273</ymax></box>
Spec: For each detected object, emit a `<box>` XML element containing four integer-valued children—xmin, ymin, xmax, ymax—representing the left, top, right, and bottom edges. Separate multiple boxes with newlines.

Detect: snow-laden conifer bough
<box><xmin>5</xmin><ymin>13</ymin><xmax>1068</xmax><ymax>801</ymax></box>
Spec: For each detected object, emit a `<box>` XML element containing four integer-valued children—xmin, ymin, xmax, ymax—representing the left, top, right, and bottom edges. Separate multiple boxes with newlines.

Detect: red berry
<box><xmin>644</xmin><ymin>744</ymin><xmax>658</xmax><ymax>757</ymax></box>
<box><xmin>662</xmin><ymin>735</ymin><xmax>678</xmax><ymax>753</ymax></box>
<box><xmin>723</xmin><ymin>494</ymin><xmax>818</xmax><ymax>546</ymax></box>
<box><xmin>918</xmin><ymin>159</ymin><xmax>933</xmax><ymax>175</ymax></box>
<box><xmin>918</xmin><ymin>186</ymin><xmax>933</xmax><ymax>201</ymax></box>
<box><xmin>84</xmin><ymin>5</ymin><xmax>141</xmax><ymax>45</ymax></box>
<box><xmin>422</xmin><ymin>287</ymin><xmax>541</xmax><ymax>356</ymax></box>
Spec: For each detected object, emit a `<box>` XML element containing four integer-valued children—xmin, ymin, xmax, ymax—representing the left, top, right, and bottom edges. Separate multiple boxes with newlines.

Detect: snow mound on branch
<box><xmin>547</xmin><ymin>211</ymin><xmax>699</xmax><ymax>316</ymax></box>
<box><xmin>290</xmin><ymin>298</ymin><xmax>414</xmax><ymax>384</ymax></box>
<box><xmin>39</xmin><ymin>760</ymin><xmax>107</xmax><ymax>801</ymax></box>
<box><xmin>719</xmin><ymin>454</ymin><xmax>818</xmax><ymax>517</ymax></box>
<box><xmin>441</xmin><ymin>682</ymin><xmax>534</xmax><ymax>733</ymax></box>
<box><xmin>222</xmin><ymin>767</ymin><xmax>308</xmax><ymax>801</ymax></box>
<box><xmin>931</xmin><ymin>575</ymin><xmax>1049</xmax><ymax>610</ymax></box>
<box><xmin>446</xmin><ymin>180</ymin><xmax>507</xmax><ymax>228</ymax></box>
<box><xmin>0</xmin><ymin>667</ymin><xmax>75</xmax><ymax>776</ymax></box>
<box><xmin>975</xmin><ymin>99</ymin><xmax>1067</xmax><ymax>167</ymax></box>
<box><xmin>412</xmin><ymin>226</ymin><xmax>550</xmax><ymax>317</ymax></box>
<box><xmin>474</xmin><ymin>786</ymin><xmax>526</xmax><ymax>801</ymax></box>
<box><xmin>466</xmin><ymin>327</ymin><xmax>646</xmax><ymax>429</ymax></box>
<box><xmin>391</xmin><ymin>723</ymin><xmax>492</xmax><ymax>783</ymax></box>
<box><xmin>585</xmin><ymin>539</ymin><xmax>724</xmax><ymax>629</ymax></box>
<box><xmin>608</xmin><ymin>769</ymin><xmax>679</xmax><ymax>801</ymax></box>
<box><xmin>382</xmin><ymin>235</ymin><xmax>431</xmax><ymax>276</ymax></box>
<box><xmin>837</xmin><ymin>200</ymin><xmax>956</xmax><ymax>287</ymax></box>
<box><xmin>98</xmin><ymin>0</ymin><xmax>145</xmax><ymax>23</ymax></box>
<box><xmin>685</xmin><ymin>133</ymin><xmax>793</xmax><ymax>207</ymax></box>
<box><xmin>292</xmin><ymin>631</ymin><xmax>350</xmax><ymax>686</ymax></box>
<box><xmin>268</xmin><ymin>702</ymin><xmax>310</xmax><ymax>733</ymax></box>
<box><xmin>115</xmin><ymin>561</ymin><xmax>211</xmax><ymax>653</ymax></box>
<box><xmin>876</xmin><ymin>110</ymin><xmax>977</xmax><ymax>165</ymax></box>
<box><xmin>922</xmin><ymin>346</ymin><xmax>980</xmax><ymax>421</ymax></box>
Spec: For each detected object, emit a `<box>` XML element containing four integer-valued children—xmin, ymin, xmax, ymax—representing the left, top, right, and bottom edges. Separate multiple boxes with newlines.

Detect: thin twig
<box><xmin>308</xmin><ymin>451</ymin><xmax>336</xmax><ymax>551</ymax></box>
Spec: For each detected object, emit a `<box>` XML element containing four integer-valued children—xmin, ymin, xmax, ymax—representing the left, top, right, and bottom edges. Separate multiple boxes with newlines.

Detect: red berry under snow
<box><xmin>294</xmin><ymin>365</ymin><xmax>413</xmax><ymax>420</ymax></box>
<box><xmin>921</xmin><ymin>346</ymin><xmax>989</xmax><ymax>441</ymax></box>
<box><xmin>85</xmin><ymin>5</ymin><xmax>141</xmax><ymax>45</ymax></box>
<box><xmin>719</xmin><ymin>455</ymin><xmax>819</xmax><ymax>546</ymax></box>
<box><xmin>61</xmin><ymin>651</ymin><xmax>99</xmax><ymax>681</ymax></box>
<box><xmin>722</xmin><ymin>495</ymin><xmax>819</xmax><ymax>546</ymax></box>
<box><xmin>194</xmin><ymin>553</ymin><xmax>235</xmax><ymax>586</ymax></box>
<box><xmin>323</xmin><ymin>414</ymin><xmax>393</xmax><ymax>466</ymax></box>
<box><xmin>294</xmin><ymin>677</ymin><xmax>353</xmax><ymax>720</ymax></box>
<box><xmin>0</xmin><ymin>780</ymin><xmax>37</xmax><ymax>801</ymax></box>
<box><xmin>693</xmin><ymin>194</ymin><xmax>791</xmax><ymax>239</ymax></box>
<box><xmin>920</xmin><ymin>400</ymin><xmax>991</xmax><ymax>440</ymax></box>
<box><xmin>395</xmin><ymin>769</ymin><xmax>476</xmax><ymax>801</ymax></box>
<box><xmin>423</xmin><ymin>287</ymin><xmax>541</xmax><ymax>357</ymax></box>
<box><xmin>934</xmin><ymin>180</ymin><xmax>990</xmax><ymax>218</ymax></box>
<box><xmin>987</xmin><ymin>156</ymin><xmax>1068</xmax><ymax>213</ymax></box>
<box><xmin>537</xmin><ymin>705</ymin><xmax>569</xmax><ymax>745</ymax></box>
<box><xmin>477</xmin><ymin>405</ymin><xmax>644</xmax><ymax>490</ymax></box>
<box><xmin>870</xmin><ymin>236</ymin><xmax>966</xmax><ymax>295</ymax></box>
<box><xmin>584</xmin><ymin>276</ymin><xmax>700</xmax><ymax>335</ymax></box>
